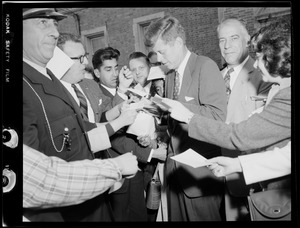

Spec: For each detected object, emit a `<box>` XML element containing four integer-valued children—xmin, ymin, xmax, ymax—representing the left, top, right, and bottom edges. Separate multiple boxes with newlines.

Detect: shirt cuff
<box><xmin>147</xmin><ymin>149</ymin><xmax>154</xmax><ymax>162</ymax></box>
<box><xmin>106</xmin><ymin>158</ymin><xmax>123</xmax><ymax>180</ymax></box>
<box><xmin>117</xmin><ymin>91</ymin><xmax>128</xmax><ymax>101</ymax></box>
<box><xmin>87</xmin><ymin>125</ymin><xmax>111</xmax><ymax>152</ymax></box>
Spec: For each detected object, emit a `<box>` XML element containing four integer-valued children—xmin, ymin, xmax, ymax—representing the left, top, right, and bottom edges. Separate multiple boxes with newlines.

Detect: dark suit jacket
<box><xmin>23</xmin><ymin>62</ymin><xmax>112</xmax><ymax>222</ymax></box>
<box><xmin>79</xmin><ymin>79</ymin><xmax>112</xmax><ymax>122</ymax></box>
<box><xmin>165</xmin><ymin>53</ymin><xmax>227</xmax><ymax>197</ymax></box>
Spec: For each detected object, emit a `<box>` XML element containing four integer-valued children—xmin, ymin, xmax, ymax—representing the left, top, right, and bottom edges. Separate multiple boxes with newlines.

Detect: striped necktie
<box><xmin>71</xmin><ymin>84</ymin><xmax>89</xmax><ymax>121</ymax></box>
<box><xmin>224</xmin><ymin>68</ymin><xmax>234</xmax><ymax>100</ymax></box>
<box><xmin>173</xmin><ymin>71</ymin><xmax>180</xmax><ymax>100</ymax></box>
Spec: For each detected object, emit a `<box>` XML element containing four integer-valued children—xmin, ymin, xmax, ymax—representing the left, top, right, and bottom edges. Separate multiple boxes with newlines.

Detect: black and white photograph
<box><xmin>1</xmin><ymin>1</ymin><xmax>296</xmax><ymax>227</ymax></box>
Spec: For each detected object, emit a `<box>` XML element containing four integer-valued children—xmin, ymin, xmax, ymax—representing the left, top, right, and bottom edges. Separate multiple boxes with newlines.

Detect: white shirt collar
<box><xmin>60</xmin><ymin>81</ymin><xmax>95</xmax><ymax>122</ymax></box>
<box><xmin>175</xmin><ymin>50</ymin><xmax>191</xmax><ymax>92</ymax></box>
<box><xmin>101</xmin><ymin>84</ymin><xmax>116</xmax><ymax>96</ymax></box>
<box><xmin>177</xmin><ymin>50</ymin><xmax>191</xmax><ymax>77</ymax></box>
<box><xmin>222</xmin><ymin>56</ymin><xmax>249</xmax><ymax>89</ymax></box>
<box><xmin>23</xmin><ymin>58</ymin><xmax>51</xmax><ymax>80</ymax></box>
<box><xmin>231</xmin><ymin>55</ymin><xmax>249</xmax><ymax>76</ymax></box>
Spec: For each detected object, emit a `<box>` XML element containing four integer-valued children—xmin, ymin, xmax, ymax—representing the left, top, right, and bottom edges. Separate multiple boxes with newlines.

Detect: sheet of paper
<box><xmin>151</xmin><ymin>94</ymin><xmax>171</xmax><ymax>110</ymax></box>
<box><xmin>126</xmin><ymin>111</ymin><xmax>156</xmax><ymax>137</ymax></box>
<box><xmin>170</xmin><ymin>148</ymin><xmax>208</xmax><ymax>168</ymax></box>
<box><xmin>127</xmin><ymin>87</ymin><xmax>149</xmax><ymax>97</ymax></box>
<box><xmin>46</xmin><ymin>46</ymin><xmax>74</xmax><ymax>79</ymax></box>
<box><xmin>147</xmin><ymin>66</ymin><xmax>166</xmax><ymax>80</ymax></box>
<box><xmin>128</xmin><ymin>101</ymin><xmax>144</xmax><ymax>110</ymax></box>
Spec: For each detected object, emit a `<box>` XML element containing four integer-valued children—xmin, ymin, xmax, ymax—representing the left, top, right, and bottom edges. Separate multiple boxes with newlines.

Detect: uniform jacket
<box><xmin>23</xmin><ymin>62</ymin><xmax>112</xmax><ymax>222</ymax></box>
<box><xmin>165</xmin><ymin>53</ymin><xmax>227</xmax><ymax>197</ymax></box>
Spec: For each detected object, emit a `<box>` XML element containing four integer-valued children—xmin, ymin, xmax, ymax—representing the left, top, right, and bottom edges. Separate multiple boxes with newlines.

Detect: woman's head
<box><xmin>251</xmin><ymin>18</ymin><xmax>291</xmax><ymax>79</ymax></box>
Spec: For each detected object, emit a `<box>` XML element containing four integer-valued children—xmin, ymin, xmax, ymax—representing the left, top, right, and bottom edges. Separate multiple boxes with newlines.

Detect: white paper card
<box><xmin>127</xmin><ymin>87</ymin><xmax>149</xmax><ymax>97</ymax></box>
<box><xmin>147</xmin><ymin>66</ymin><xmax>166</xmax><ymax>80</ymax></box>
<box><xmin>170</xmin><ymin>149</ymin><xmax>208</xmax><ymax>168</ymax></box>
<box><xmin>46</xmin><ymin>46</ymin><xmax>74</xmax><ymax>79</ymax></box>
<box><xmin>126</xmin><ymin>111</ymin><xmax>156</xmax><ymax>137</ymax></box>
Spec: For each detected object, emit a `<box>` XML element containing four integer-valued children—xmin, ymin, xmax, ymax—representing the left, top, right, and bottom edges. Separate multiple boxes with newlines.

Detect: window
<box><xmin>133</xmin><ymin>12</ymin><xmax>165</xmax><ymax>55</ymax></box>
<box><xmin>81</xmin><ymin>26</ymin><xmax>109</xmax><ymax>64</ymax></box>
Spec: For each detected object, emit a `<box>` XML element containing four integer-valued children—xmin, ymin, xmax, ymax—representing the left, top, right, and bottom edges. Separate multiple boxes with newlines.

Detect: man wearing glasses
<box><xmin>57</xmin><ymin>33</ymin><xmax>95</xmax><ymax>122</ymax></box>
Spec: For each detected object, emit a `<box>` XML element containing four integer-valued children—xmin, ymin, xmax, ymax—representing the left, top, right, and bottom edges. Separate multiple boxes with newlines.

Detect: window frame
<box><xmin>133</xmin><ymin>12</ymin><xmax>165</xmax><ymax>54</ymax></box>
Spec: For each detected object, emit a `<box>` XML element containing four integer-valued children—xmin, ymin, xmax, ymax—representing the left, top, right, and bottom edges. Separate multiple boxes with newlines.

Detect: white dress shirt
<box><xmin>238</xmin><ymin>141</ymin><xmax>291</xmax><ymax>185</ymax></box>
<box><xmin>60</xmin><ymin>81</ymin><xmax>95</xmax><ymax>123</ymax></box>
<box><xmin>221</xmin><ymin>56</ymin><xmax>249</xmax><ymax>90</ymax></box>
<box><xmin>176</xmin><ymin>50</ymin><xmax>191</xmax><ymax>93</ymax></box>
<box><xmin>23</xmin><ymin>58</ymin><xmax>51</xmax><ymax>80</ymax></box>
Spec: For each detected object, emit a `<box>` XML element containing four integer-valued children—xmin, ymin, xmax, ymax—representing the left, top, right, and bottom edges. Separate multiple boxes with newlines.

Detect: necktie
<box><xmin>71</xmin><ymin>84</ymin><xmax>89</xmax><ymax>121</ymax></box>
<box><xmin>224</xmin><ymin>68</ymin><xmax>234</xmax><ymax>100</ymax></box>
<box><xmin>173</xmin><ymin>71</ymin><xmax>180</xmax><ymax>100</ymax></box>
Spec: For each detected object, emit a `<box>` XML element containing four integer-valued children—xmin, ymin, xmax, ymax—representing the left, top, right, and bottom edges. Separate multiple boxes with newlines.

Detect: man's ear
<box><xmin>175</xmin><ymin>36</ymin><xmax>184</xmax><ymax>47</ymax></box>
<box><xmin>245</xmin><ymin>34</ymin><xmax>251</xmax><ymax>48</ymax></box>
<box><xmin>94</xmin><ymin>68</ymin><xmax>100</xmax><ymax>78</ymax></box>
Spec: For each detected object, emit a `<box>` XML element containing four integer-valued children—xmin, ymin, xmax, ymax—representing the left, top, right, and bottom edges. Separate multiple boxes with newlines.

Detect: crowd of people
<box><xmin>22</xmin><ymin>7</ymin><xmax>291</xmax><ymax>222</ymax></box>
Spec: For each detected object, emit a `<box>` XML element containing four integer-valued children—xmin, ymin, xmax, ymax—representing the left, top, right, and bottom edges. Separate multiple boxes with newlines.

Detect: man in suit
<box><xmin>128</xmin><ymin>51</ymin><xmax>168</xmax><ymax>221</ymax></box>
<box><xmin>217</xmin><ymin>17</ymin><xmax>272</xmax><ymax>221</ymax></box>
<box><xmin>92</xmin><ymin>47</ymin><xmax>167</xmax><ymax>221</ymax></box>
<box><xmin>144</xmin><ymin>15</ymin><xmax>227</xmax><ymax>221</ymax></box>
<box><xmin>22</xmin><ymin>8</ymin><xmax>137</xmax><ymax>222</ymax></box>
<box><xmin>56</xmin><ymin>33</ymin><xmax>130</xmax><ymax>125</ymax></box>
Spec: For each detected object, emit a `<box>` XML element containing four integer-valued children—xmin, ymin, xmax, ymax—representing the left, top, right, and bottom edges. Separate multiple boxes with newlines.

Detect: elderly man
<box><xmin>217</xmin><ymin>17</ymin><xmax>272</xmax><ymax>221</ymax></box>
<box><xmin>22</xmin><ymin>8</ymin><xmax>138</xmax><ymax>222</ymax></box>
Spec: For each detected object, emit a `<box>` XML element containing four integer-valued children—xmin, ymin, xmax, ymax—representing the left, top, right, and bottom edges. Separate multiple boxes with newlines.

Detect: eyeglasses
<box><xmin>70</xmin><ymin>53</ymin><xmax>89</xmax><ymax>64</ymax></box>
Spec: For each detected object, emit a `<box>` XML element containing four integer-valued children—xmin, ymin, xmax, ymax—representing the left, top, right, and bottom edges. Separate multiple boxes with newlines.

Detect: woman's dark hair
<box><xmin>251</xmin><ymin>17</ymin><xmax>291</xmax><ymax>78</ymax></box>
<box><xmin>92</xmin><ymin>47</ymin><xmax>120</xmax><ymax>70</ymax></box>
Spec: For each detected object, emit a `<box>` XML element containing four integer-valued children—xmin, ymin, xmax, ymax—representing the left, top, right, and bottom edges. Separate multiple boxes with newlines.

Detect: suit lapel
<box><xmin>178</xmin><ymin>53</ymin><xmax>197</xmax><ymax>101</ymax></box>
<box><xmin>227</xmin><ymin>58</ymin><xmax>255</xmax><ymax>122</ymax></box>
<box><xmin>23</xmin><ymin>62</ymin><xmax>87</xmax><ymax>131</ymax></box>
<box><xmin>100</xmin><ymin>85</ymin><xmax>114</xmax><ymax>99</ymax></box>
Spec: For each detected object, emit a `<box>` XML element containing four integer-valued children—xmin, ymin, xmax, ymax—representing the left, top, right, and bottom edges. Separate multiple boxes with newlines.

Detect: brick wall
<box><xmin>58</xmin><ymin>7</ymin><xmax>223</xmax><ymax>68</ymax></box>
<box><xmin>57</xmin><ymin>7</ymin><xmax>287</xmax><ymax>68</ymax></box>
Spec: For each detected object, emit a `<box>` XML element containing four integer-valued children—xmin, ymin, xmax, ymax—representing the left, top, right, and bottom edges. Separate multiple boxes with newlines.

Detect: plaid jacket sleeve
<box><xmin>23</xmin><ymin>144</ymin><xmax>122</xmax><ymax>209</ymax></box>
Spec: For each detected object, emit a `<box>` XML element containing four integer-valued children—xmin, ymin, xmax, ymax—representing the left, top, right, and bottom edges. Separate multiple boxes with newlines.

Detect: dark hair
<box><xmin>92</xmin><ymin>47</ymin><xmax>120</xmax><ymax>70</ymax></box>
<box><xmin>251</xmin><ymin>18</ymin><xmax>291</xmax><ymax>78</ymax></box>
<box><xmin>57</xmin><ymin>33</ymin><xmax>82</xmax><ymax>50</ymax></box>
<box><xmin>149</xmin><ymin>78</ymin><xmax>165</xmax><ymax>97</ymax></box>
<box><xmin>147</xmin><ymin>51</ymin><xmax>157</xmax><ymax>59</ymax></box>
<box><xmin>144</xmin><ymin>15</ymin><xmax>186</xmax><ymax>48</ymax></box>
<box><xmin>128</xmin><ymin>51</ymin><xmax>151</xmax><ymax>68</ymax></box>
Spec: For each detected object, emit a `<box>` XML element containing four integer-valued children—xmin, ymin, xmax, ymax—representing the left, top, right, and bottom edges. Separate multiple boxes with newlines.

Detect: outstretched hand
<box><xmin>205</xmin><ymin>156</ymin><xmax>242</xmax><ymax>177</ymax></box>
<box><xmin>162</xmin><ymin>98</ymin><xmax>194</xmax><ymax>123</ymax></box>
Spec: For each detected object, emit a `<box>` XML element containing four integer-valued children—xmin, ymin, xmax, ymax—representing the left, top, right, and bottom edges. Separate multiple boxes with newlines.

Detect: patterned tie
<box><xmin>224</xmin><ymin>68</ymin><xmax>234</xmax><ymax>100</ymax></box>
<box><xmin>71</xmin><ymin>84</ymin><xmax>89</xmax><ymax>121</ymax></box>
<box><xmin>173</xmin><ymin>71</ymin><xmax>180</xmax><ymax>100</ymax></box>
